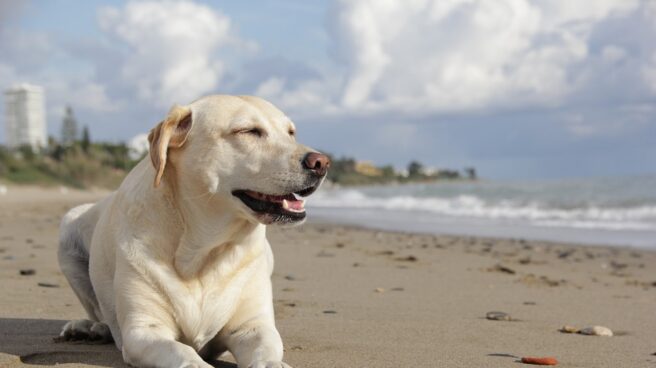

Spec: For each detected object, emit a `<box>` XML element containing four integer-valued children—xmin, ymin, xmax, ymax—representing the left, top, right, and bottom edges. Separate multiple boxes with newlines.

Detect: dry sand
<box><xmin>1</xmin><ymin>186</ymin><xmax>655</xmax><ymax>367</ymax></box>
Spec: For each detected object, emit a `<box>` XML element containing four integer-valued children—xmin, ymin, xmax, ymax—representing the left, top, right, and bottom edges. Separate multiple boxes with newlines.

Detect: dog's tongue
<box><xmin>246</xmin><ymin>190</ymin><xmax>306</xmax><ymax>212</ymax></box>
<box><xmin>282</xmin><ymin>198</ymin><xmax>305</xmax><ymax>212</ymax></box>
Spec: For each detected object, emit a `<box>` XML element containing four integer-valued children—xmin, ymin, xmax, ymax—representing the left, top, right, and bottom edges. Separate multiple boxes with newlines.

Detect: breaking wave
<box><xmin>309</xmin><ymin>189</ymin><xmax>656</xmax><ymax>231</ymax></box>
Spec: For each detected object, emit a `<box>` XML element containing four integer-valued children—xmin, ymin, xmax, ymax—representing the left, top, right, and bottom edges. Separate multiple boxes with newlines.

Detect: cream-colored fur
<box><xmin>57</xmin><ymin>95</ymin><xmax>327</xmax><ymax>368</ymax></box>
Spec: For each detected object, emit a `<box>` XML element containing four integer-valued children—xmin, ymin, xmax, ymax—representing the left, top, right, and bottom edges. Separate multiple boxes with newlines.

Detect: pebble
<box><xmin>396</xmin><ymin>255</ymin><xmax>418</xmax><ymax>262</ymax></box>
<box><xmin>559</xmin><ymin>325</ymin><xmax>578</xmax><ymax>333</ymax></box>
<box><xmin>521</xmin><ymin>356</ymin><xmax>558</xmax><ymax>365</ymax></box>
<box><xmin>486</xmin><ymin>311</ymin><xmax>511</xmax><ymax>321</ymax></box>
<box><xmin>492</xmin><ymin>264</ymin><xmax>516</xmax><ymax>274</ymax></box>
<box><xmin>19</xmin><ymin>269</ymin><xmax>36</xmax><ymax>276</ymax></box>
<box><xmin>37</xmin><ymin>282</ymin><xmax>60</xmax><ymax>288</ymax></box>
<box><xmin>284</xmin><ymin>275</ymin><xmax>296</xmax><ymax>281</ymax></box>
<box><xmin>374</xmin><ymin>288</ymin><xmax>385</xmax><ymax>293</ymax></box>
<box><xmin>578</xmin><ymin>325</ymin><xmax>613</xmax><ymax>336</ymax></box>
<box><xmin>316</xmin><ymin>250</ymin><xmax>335</xmax><ymax>257</ymax></box>
<box><xmin>322</xmin><ymin>310</ymin><xmax>337</xmax><ymax>314</ymax></box>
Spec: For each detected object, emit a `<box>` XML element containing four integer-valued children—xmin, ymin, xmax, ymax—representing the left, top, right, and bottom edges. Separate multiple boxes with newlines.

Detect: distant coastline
<box><xmin>0</xmin><ymin>142</ymin><xmax>478</xmax><ymax>189</ymax></box>
<box><xmin>324</xmin><ymin>155</ymin><xmax>477</xmax><ymax>186</ymax></box>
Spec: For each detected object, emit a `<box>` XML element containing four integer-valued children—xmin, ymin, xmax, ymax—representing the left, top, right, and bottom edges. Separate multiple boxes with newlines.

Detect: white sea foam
<box><xmin>309</xmin><ymin>189</ymin><xmax>656</xmax><ymax>231</ymax></box>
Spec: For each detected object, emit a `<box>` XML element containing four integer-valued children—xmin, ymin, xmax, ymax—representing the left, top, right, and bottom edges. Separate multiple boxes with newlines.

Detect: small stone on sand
<box><xmin>19</xmin><ymin>269</ymin><xmax>36</xmax><ymax>276</ymax></box>
<box><xmin>37</xmin><ymin>282</ymin><xmax>59</xmax><ymax>288</ymax></box>
<box><xmin>559</xmin><ymin>325</ymin><xmax>578</xmax><ymax>333</ymax></box>
<box><xmin>374</xmin><ymin>287</ymin><xmax>385</xmax><ymax>293</ymax></box>
<box><xmin>486</xmin><ymin>311</ymin><xmax>511</xmax><ymax>321</ymax></box>
<box><xmin>323</xmin><ymin>310</ymin><xmax>337</xmax><ymax>314</ymax></box>
<box><xmin>521</xmin><ymin>356</ymin><xmax>558</xmax><ymax>365</ymax></box>
<box><xmin>578</xmin><ymin>325</ymin><xmax>613</xmax><ymax>336</ymax></box>
<box><xmin>491</xmin><ymin>264</ymin><xmax>516</xmax><ymax>274</ymax></box>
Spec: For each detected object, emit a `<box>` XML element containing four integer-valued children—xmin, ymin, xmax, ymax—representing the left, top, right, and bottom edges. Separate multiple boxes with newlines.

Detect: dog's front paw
<box><xmin>56</xmin><ymin>319</ymin><xmax>113</xmax><ymax>343</ymax></box>
<box><xmin>248</xmin><ymin>361</ymin><xmax>292</xmax><ymax>368</ymax></box>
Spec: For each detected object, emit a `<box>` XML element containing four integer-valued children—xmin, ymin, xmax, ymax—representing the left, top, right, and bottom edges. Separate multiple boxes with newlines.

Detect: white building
<box><xmin>4</xmin><ymin>83</ymin><xmax>47</xmax><ymax>150</ymax></box>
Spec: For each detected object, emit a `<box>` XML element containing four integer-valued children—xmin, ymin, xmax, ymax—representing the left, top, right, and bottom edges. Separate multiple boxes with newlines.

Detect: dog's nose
<box><xmin>303</xmin><ymin>152</ymin><xmax>331</xmax><ymax>176</ymax></box>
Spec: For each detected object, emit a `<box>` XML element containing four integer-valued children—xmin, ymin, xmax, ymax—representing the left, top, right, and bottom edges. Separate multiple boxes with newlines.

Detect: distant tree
<box><xmin>436</xmin><ymin>170</ymin><xmax>461</xmax><ymax>180</ymax></box>
<box><xmin>465</xmin><ymin>167</ymin><xmax>477</xmax><ymax>180</ymax></box>
<box><xmin>50</xmin><ymin>144</ymin><xmax>65</xmax><ymax>162</ymax></box>
<box><xmin>407</xmin><ymin>160</ymin><xmax>424</xmax><ymax>178</ymax></box>
<box><xmin>81</xmin><ymin>125</ymin><xmax>91</xmax><ymax>153</ymax></box>
<box><xmin>380</xmin><ymin>165</ymin><xmax>396</xmax><ymax>179</ymax></box>
<box><xmin>17</xmin><ymin>144</ymin><xmax>36</xmax><ymax>162</ymax></box>
<box><xmin>61</xmin><ymin>106</ymin><xmax>78</xmax><ymax>146</ymax></box>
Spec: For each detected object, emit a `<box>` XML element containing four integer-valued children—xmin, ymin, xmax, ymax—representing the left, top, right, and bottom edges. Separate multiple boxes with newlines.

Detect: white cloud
<box><xmin>98</xmin><ymin>0</ymin><xmax>233</xmax><ymax>106</ymax></box>
<box><xmin>332</xmin><ymin>0</ymin><xmax>641</xmax><ymax>114</ymax></box>
<box><xmin>601</xmin><ymin>45</ymin><xmax>627</xmax><ymax>63</ymax></box>
<box><xmin>643</xmin><ymin>52</ymin><xmax>656</xmax><ymax>93</ymax></box>
<box><xmin>262</xmin><ymin>0</ymin><xmax>652</xmax><ymax>120</ymax></box>
<box><xmin>128</xmin><ymin>133</ymin><xmax>149</xmax><ymax>160</ymax></box>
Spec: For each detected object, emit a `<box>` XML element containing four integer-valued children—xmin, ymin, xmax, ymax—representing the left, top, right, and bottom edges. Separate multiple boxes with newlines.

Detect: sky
<box><xmin>1</xmin><ymin>0</ymin><xmax>655</xmax><ymax>180</ymax></box>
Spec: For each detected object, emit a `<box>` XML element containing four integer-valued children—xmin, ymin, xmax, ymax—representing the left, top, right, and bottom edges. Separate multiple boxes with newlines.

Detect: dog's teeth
<box><xmin>299</xmin><ymin>199</ymin><xmax>305</xmax><ymax>209</ymax></box>
<box><xmin>282</xmin><ymin>199</ymin><xmax>289</xmax><ymax>210</ymax></box>
<box><xmin>293</xmin><ymin>193</ymin><xmax>302</xmax><ymax>200</ymax></box>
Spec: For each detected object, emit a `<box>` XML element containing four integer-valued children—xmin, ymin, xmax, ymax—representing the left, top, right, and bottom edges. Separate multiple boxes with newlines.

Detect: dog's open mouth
<box><xmin>233</xmin><ymin>188</ymin><xmax>315</xmax><ymax>222</ymax></box>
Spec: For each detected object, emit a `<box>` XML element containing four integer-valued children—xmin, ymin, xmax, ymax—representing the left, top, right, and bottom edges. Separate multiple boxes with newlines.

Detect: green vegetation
<box><xmin>0</xmin><ymin>106</ymin><xmax>142</xmax><ymax>189</ymax></box>
<box><xmin>0</xmin><ymin>147</ymin><xmax>476</xmax><ymax>189</ymax></box>
<box><xmin>325</xmin><ymin>154</ymin><xmax>477</xmax><ymax>186</ymax></box>
<box><xmin>0</xmin><ymin>141</ymin><xmax>141</xmax><ymax>189</ymax></box>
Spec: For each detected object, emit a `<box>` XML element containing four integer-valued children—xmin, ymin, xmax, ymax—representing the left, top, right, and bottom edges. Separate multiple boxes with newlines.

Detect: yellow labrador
<box><xmin>57</xmin><ymin>95</ymin><xmax>330</xmax><ymax>368</ymax></box>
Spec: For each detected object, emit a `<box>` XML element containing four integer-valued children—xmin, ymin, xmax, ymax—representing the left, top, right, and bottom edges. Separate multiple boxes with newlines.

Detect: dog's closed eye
<box><xmin>236</xmin><ymin>127</ymin><xmax>264</xmax><ymax>137</ymax></box>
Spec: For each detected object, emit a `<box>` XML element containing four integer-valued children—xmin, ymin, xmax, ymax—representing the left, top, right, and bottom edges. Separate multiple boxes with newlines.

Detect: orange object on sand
<box><xmin>521</xmin><ymin>356</ymin><xmax>558</xmax><ymax>365</ymax></box>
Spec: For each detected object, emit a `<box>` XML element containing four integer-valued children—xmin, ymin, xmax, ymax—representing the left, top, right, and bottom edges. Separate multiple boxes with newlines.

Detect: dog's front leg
<box><xmin>121</xmin><ymin>323</ymin><xmax>213</xmax><ymax>368</ymax></box>
<box><xmin>116</xmin><ymin>270</ymin><xmax>211</xmax><ymax>367</ymax></box>
<box><xmin>221</xmin><ymin>318</ymin><xmax>290</xmax><ymax>368</ymax></box>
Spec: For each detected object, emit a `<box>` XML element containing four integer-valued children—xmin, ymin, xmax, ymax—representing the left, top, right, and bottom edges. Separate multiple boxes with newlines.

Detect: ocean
<box><xmin>307</xmin><ymin>175</ymin><xmax>656</xmax><ymax>249</ymax></box>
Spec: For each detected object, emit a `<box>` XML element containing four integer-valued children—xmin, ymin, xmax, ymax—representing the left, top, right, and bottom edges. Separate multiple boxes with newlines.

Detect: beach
<box><xmin>1</xmin><ymin>187</ymin><xmax>655</xmax><ymax>367</ymax></box>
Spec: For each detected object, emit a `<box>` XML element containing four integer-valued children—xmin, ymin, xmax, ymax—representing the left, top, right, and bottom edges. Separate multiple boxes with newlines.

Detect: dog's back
<box><xmin>58</xmin><ymin>195</ymin><xmax>112</xmax><ymax>322</ymax></box>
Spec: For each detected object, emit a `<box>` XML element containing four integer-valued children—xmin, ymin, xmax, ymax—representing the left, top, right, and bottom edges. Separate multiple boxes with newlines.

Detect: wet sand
<box><xmin>1</xmin><ymin>186</ymin><xmax>655</xmax><ymax>367</ymax></box>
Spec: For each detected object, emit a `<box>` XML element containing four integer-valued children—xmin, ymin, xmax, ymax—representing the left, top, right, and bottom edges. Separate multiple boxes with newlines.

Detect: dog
<box><xmin>57</xmin><ymin>95</ymin><xmax>330</xmax><ymax>368</ymax></box>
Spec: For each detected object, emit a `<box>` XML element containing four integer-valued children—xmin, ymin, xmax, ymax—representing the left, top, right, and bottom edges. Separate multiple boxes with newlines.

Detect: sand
<box><xmin>1</xmin><ymin>186</ymin><xmax>655</xmax><ymax>367</ymax></box>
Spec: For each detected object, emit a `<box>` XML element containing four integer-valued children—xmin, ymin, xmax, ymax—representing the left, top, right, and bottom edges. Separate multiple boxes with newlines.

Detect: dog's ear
<box><xmin>148</xmin><ymin>105</ymin><xmax>193</xmax><ymax>187</ymax></box>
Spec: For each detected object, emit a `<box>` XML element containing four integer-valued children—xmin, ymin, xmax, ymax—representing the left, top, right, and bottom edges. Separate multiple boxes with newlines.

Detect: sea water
<box><xmin>307</xmin><ymin>175</ymin><xmax>656</xmax><ymax>249</ymax></box>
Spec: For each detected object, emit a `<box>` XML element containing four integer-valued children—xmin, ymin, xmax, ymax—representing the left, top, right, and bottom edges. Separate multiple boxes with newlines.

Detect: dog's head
<box><xmin>147</xmin><ymin>95</ymin><xmax>330</xmax><ymax>225</ymax></box>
